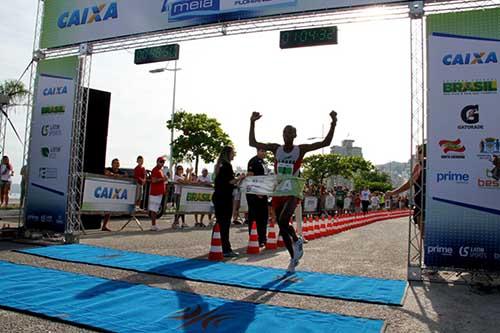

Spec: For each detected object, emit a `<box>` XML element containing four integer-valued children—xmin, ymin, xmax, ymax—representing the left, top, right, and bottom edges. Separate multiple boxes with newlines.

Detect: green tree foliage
<box><xmin>0</xmin><ymin>80</ymin><xmax>29</xmax><ymax>105</ymax></box>
<box><xmin>302</xmin><ymin>154</ymin><xmax>373</xmax><ymax>186</ymax></box>
<box><xmin>167</xmin><ymin>110</ymin><xmax>232</xmax><ymax>174</ymax></box>
<box><xmin>353</xmin><ymin>169</ymin><xmax>392</xmax><ymax>192</ymax></box>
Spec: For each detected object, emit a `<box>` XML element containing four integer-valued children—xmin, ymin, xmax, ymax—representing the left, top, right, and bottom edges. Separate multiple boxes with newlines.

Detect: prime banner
<box><xmin>426</xmin><ymin>18</ymin><xmax>500</xmax><ymax>269</ymax></box>
<box><xmin>40</xmin><ymin>0</ymin><xmax>404</xmax><ymax>49</ymax></box>
<box><xmin>25</xmin><ymin>57</ymin><xmax>79</xmax><ymax>232</ymax></box>
<box><xmin>82</xmin><ymin>174</ymin><xmax>137</xmax><ymax>214</ymax></box>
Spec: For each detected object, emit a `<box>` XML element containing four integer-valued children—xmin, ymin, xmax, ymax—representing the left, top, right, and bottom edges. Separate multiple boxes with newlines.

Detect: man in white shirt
<box><xmin>360</xmin><ymin>187</ymin><xmax>371</xmax><ymax>214</ymax></box>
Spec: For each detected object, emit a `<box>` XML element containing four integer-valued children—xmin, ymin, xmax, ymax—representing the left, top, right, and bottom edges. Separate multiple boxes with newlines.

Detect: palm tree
<box><xmin>0</xmin><ymin>80</ymin><xmax>29</xmax><ymax>105</ymax></box>
<box><xmin>0</xmin><ymin>80</ymin><xmax>30</xmax><ymax>145</ymax></box>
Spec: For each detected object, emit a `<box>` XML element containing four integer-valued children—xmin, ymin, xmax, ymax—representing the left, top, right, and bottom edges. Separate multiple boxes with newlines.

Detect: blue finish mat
<box><xmin>19</xmin><ymin>244</ymin><xmax>407</xmax><ymax>306</ymax></box>
<box><xmin>0</xmin><ymin>261</ymin><xmax>384</xmax><ymax>333</ymax></box>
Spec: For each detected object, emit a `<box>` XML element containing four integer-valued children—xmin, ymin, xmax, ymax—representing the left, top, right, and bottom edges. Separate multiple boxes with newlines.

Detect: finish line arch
<box><xmin>21</xmin><ymin>0</ymin><xmax>500</xmax><ymax>281</ymax></box>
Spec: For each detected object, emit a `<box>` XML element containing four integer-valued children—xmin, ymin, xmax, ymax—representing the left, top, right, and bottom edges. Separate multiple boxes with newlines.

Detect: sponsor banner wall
<box><xmin>82</xmin><ymin>174</ymin><xmax>136</xmax><ymax>213</ymax></box>
<box><xmin>41</xmin><ymin>0</ymin><xmax>403</xmax><ymax>49</ymax></box>
<box><xmin>25</xmin><ymin>56</ymin><xmax>79</xmax><ymax>232</ymax></box>
<box><xmin>426</xmin><ymin>14</ymin><xmax>500</xmax><ymax>269</ymax></box>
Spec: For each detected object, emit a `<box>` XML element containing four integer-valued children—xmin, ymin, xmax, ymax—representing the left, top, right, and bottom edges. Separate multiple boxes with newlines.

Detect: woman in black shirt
<box><xmin>213</xmin><ymin>146</ymin><xmax>244</xmax><ymax>257</ymax></box>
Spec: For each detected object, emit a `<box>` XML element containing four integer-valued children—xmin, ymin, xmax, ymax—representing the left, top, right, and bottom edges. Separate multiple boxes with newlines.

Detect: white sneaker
<box><xmin>150</xmin><ymin>225</ymin><xmax>159</xmax><ymax>232</ymax></box>
<box><xmin>293</xmin><ymin>237</ymin><xmax>304</xmax><ymax>261</ymax></box>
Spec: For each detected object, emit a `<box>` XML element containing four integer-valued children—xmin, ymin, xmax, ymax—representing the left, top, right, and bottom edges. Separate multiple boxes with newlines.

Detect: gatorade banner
<box><xmin>40</xmin><ymin>0</ymin><xmax>403</xmax><ymax>49</ymax></box>
<box><xmin>426</xmin><ymin>9</ymin><xmax>500</xmax><ymax>270</ymax></box>
<box><xmin>25</xmin><ymin>57</ymin><xmax>79</xmax><ymax>233</ymax></box>
<box><xmin>81</xmin><ymin>174</ymin><xmax>136</xmax><ymax>214</ymax></box>
<box><xmin>242</xmin><ymin>176</ymin><xmax>306</xmax><ymax>199</ymax></box>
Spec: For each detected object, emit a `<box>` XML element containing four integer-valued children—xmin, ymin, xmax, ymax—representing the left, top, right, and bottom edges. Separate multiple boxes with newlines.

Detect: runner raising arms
<box><xmin>249</xmin><ymin>111</ymin><xmax>338</xmax><ymax>272</ymax></box>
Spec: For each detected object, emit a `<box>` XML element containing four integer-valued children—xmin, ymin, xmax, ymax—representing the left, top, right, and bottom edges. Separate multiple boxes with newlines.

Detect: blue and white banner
<box><xmin>25</xmin><ymin>57</ymin><xmax>79</xmax><ymax>232</ymax></box>
<box><xmin>426</xmin><ymin>32</ymin><xmax>500</xmax><ymax>270</ymax></box>
<box><xmin>41</xmin><ymin>0</ymin><xmax>404</xmax><ymax>49</ymax></box>
<box><xmin>82</xmin><ymin>174</ymin><xmax>137</xmax><ymax>214</ymax></box>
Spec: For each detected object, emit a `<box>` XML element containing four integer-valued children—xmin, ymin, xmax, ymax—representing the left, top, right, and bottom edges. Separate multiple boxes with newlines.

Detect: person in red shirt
<box><xmin>133</xmin><ymin>156</ymin><xmax>146</xmax><ymax>208</ymax></box>
<box><xmin>149</xmin><ymin>156</ymin><xmax>168</xmax><ymax>231</ymax></box>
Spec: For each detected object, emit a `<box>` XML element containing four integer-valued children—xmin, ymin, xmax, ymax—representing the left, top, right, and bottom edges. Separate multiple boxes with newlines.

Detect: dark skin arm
<box><xmin>249</xmin><ymin>112</ymin><xmax>280</xmax><ymax>154</ymax></box>
<box><xmin>249</xmin><ymin>111</ymin><xmax>337</xmax><ymax>160</ymax></box>
<box><xmin>298</xmin><ymin>111</ymin><xmax>337</xmax><ymax>159</ymax></box>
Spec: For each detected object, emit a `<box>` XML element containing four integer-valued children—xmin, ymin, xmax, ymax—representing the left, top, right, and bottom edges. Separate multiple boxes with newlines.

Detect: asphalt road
<box><xmin>0</xmin><ymin>215</ymin><xmax>499</xmax><ymax>332</ymax></box>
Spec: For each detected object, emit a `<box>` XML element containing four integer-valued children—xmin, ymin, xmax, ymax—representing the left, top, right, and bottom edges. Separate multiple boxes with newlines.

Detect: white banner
<box><xmin>25</xmin><ymin>62</ymin><xmax>78</xmax><ymax>232</ymax></box>
<box><xmin>178</xmin><ymin>184</ymin><xmax>214</xmax><ymax>213</ymax></box>
<box><xmin>324</xmin><ymin>195</ymin><xmax>336</xmax><ymax>210</ymax></box>
<box><xmin>304</xmin><ymin>196</ymin><xmax>318</xmax><ymax>212</ymax></box>
<box><xmin>41</xmin><ymin>0</ymin><xmax>403</xmax><ymax>49</ymax></box>
<box><xmin>82</xmin><ymin>174</ymin><xmax>137</xmax><ymax>213</ymax></box>
<box><xmin>426</xmin><ymin>32</ymin><xmax>500</xmax><ymax>268</ymax></box>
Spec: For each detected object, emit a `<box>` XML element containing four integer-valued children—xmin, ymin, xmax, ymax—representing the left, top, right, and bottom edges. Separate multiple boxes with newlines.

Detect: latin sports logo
<box><xmin>443</xmin><ymin>80</ymin><xmax>497</xmax><ymax>95</ymax></box>
<box><xmin>58</xmin><ymin>2</ymin><xmax>118</xmax><ymax>29</ymax></box>
<box><xmin>442</xmin><ymin>52</ymin><xmax>498</xmax><ymax>66</ymax></box>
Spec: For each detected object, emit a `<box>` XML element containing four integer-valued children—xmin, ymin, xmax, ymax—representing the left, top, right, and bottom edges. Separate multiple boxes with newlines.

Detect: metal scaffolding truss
<box><xmin>23</xmin><ymin>0</ymin><xmax>500</xmax><ymax>261</ymax></box>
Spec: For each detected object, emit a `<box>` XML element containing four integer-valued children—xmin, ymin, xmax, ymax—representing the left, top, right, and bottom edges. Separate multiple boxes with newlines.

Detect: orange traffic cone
<box><xmin>247</xmin><ymin>221</ymin><xmax>260</xmax><ymax>254</ymax></box>
<box><xmin>320</xmin><ymin>216</ymin><xmax>327</xmax><ymax>237</ymax></box>
<box><xmin>277</xmin><ymin>233</ymin><xmax>285</xmax><ymax>248</ymax></box>
<box><xmin>314</xmin><ymin>216</ymin><xmax>321</xmax><ymax>239</ymax></box>
<box><xmin>208</xmin><ymin>223</ymin><xmax>224</xmax><ymax>261</ymax></box>
<box><xmin>303</xmin><ymin>217</ymin><xmax>310</xmax><ymax>241</ymax></box>
<box><xmin>266</xmin><ymin>219</ymin><xmax>278</xmax><ymax>250</ymax></box>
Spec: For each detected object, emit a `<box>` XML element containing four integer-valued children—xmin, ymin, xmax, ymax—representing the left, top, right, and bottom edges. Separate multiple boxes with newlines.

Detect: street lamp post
<box><xmin>150</xmin><ymin>61</ymin><xmax>181</xmax><ymax>174</ymax></box>
<box><xmin>307</xmin><ymin>124</ymin><xmax>326</xmax><ymax>154</ymax></box>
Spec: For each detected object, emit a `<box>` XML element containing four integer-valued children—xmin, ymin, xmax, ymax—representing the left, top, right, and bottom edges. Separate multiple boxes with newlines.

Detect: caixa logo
<box><xmin>94</xmin><ymin>187</ymin><xmax>128</xmax><ymax>200</ymax></box>
<box><xmin>427</xmin><ymin>245</ymin><xmax>453</xmax><ymax>256</ymax></box>
<box><xmin>58</xmin><ymin>2</ymin><xmax>118</xmax><ymax>29</ymax></box>
<box><xmin>443</xmin><ymin>52</ymin><xmax>498</xmax><ymax>66</ymax></box>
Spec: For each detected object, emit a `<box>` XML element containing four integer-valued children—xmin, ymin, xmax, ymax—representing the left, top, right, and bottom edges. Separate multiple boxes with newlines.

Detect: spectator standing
<box><xmin>20</xmin><ymin>164</ymin><xmax>27</xmax><ymax>207</ymax></box>
<box><xmin>149</xmin><ymin>157</ymin><xmax>168</xmax><ymax>231</ymax></box>
<box><xmin>134</xmin><ymin>156</ymin><xmax>146</xmax><ymax>209</ymax></box>
<box><xmin>173</xmin><ymin>165</ymin><xmax>191</xmax><ymax>228</ymax></box>
<box><xmin>371</xmin><ymin>192</ymin><xmax>380</xmax><ymax>211</ymax></box>
<box><xmin>197</xmin><ymin>168</ymin><xmax>212</xmax><ymax>226</ymax></box>
<box><xmin>213</xmin><ymin>146</ymin><xmax>245</xmax><ymax>258</ymax></box>
<box><xmin>0</xmin><ymin>156</ymin><xmax>13</xmax><ymax>207</ymax></box>
<box><xmin>343</xmin><ymin>192</ymin><xmax>352</xmax><ymax>213</ymax></box>
<box><xmin>354</xmin><ymin>192</ymin><xmax>361</xmax><ymax>213</ymax></box>
<box><xmin>102</xmin><ymin>158</ymin><xmax>127</xmax><ymax>231</ymax></box>
<box><xmin>360</xmin><ymin>187</ymin><xmax>371</xmax><ymax>214</ymax></box>
<box><xmin>246</xmin><ymin>148</ymin><xmax>268</xmax><ymax>247</ymax></box>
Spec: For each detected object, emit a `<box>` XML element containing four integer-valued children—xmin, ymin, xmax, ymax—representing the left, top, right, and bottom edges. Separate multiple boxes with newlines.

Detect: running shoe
<box><xmin>293</xmin><ymin>237</ymin><xmax>304</xmax><ymax>261</ymax></box>
<box><xmin>287</xmin><ymin>258</ymin><xmax>299</xmax><ymax>273</ymax></box>
<box><xmin>150</xmin><ymin>225</ymin><xmax>159</xmax><ymax>232</ymax></box>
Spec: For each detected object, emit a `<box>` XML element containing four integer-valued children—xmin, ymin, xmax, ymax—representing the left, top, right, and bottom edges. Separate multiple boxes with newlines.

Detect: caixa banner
<box><xmin>426</xmin><ymin>8</ymin><xmax>500</xmax><ymax>270</ymax></box>
<box><xmin>40</xmin><ymin>0</ymin><xmax>404</xmax><ymax>49</ymax></box>
<box><xmin>82</xmin><ymin>174</ymin><xmax>137</xmax><ymax>214</ymax></box>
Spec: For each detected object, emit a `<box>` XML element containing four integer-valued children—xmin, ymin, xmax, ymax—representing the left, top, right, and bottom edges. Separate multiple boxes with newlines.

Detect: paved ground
<box><xmin>1</xmin><ymin>215</ymin><xmax>499</xmax><ymax>332</ymax></box>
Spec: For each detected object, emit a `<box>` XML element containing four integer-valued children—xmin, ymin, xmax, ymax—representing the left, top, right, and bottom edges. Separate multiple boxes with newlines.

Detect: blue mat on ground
<box><xmin>0</xmin><ymin>261</ymin><xmax>384</xmax><ymax>333</ymax></box>
<box><xmin>18</xmin><ymin>244</ymin><xmax>407</xmax><ymax>306</ymax></box>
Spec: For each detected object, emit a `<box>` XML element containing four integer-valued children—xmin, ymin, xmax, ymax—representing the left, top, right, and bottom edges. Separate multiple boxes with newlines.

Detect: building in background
<box><xmin>328</xmin><ymin>139</ymin><xmax>363</xmax><ymax>189</ymax></box>
<box><xmin>330</xmin><ymin>139</ymin><xmax>363</xmax><ymax>158</ymax></box>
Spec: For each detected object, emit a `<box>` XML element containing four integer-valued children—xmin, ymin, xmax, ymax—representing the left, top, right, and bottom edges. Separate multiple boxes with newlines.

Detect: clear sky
<box><xmin>1</xmin><ymin>1</ymin><xmax>411</xmax><ymax>182</ymax></box>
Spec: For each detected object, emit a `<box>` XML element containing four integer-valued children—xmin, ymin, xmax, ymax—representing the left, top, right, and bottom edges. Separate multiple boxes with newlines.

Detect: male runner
<box><xmin>249</xmin><ymin>111</ymin><xmax>337</xmax><ymax>272</ymax></box>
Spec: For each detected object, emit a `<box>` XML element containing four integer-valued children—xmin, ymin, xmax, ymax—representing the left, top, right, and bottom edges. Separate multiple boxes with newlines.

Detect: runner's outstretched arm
<box><xmin>249</xmin><ymin>112</ymin><xmax>279</xmax><ymax>154</ymax></box>
<box><xmin>299</xmin><ymin>111</ymin><xmax>338</xmax><ymax>155</ymax></box>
